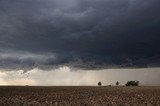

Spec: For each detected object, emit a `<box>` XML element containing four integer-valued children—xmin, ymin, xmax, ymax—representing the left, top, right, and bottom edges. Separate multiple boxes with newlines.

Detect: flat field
<box><xmin>0</xmin><ymin>86</ymin><xmax>160</xmax><ymax>106</ymax></box>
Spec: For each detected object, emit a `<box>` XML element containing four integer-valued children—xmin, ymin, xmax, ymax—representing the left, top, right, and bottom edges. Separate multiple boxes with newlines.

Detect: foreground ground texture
<box><xmin>0</xmin><ymin>86</ymin><xmax>160</xmax><ymax>106</ymax></box>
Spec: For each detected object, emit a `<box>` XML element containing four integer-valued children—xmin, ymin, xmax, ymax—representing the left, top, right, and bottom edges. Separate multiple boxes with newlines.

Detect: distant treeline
<box><xmin>98</xmin><ymin>81</ymin><xmax>139</xmax><ymax>86</ymax></box>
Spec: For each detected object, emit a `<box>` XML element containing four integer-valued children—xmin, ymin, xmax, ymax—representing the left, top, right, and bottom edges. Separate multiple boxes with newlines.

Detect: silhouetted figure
<box><xmin>98</xmin><ymin>82</ymin><xmax>102</xmax><ymax>86</ymax></box>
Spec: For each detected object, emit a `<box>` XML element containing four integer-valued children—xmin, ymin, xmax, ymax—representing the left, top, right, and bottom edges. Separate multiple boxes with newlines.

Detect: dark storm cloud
<box><xmin>0</xmin><ymin>0</ymin><xmax>160</xmax><ymax>70</ymax></box>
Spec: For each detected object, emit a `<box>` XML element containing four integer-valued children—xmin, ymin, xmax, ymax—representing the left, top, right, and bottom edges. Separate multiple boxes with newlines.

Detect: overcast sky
<box><xmin>0</xmin><ymin>0</ymin><xmax>160</xmax><ymax>85</ymax></box>
<box><xmin>0</xmin><ymin>67</ymin><xmax>160</xmax><ymax>86</ymax></box>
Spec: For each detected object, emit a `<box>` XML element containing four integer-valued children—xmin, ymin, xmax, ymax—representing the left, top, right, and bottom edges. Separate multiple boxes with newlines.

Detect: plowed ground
<box><xmin>0</xmin><ymin>86</ymin><xmax>160</xmax><ymax>106</ymax></box>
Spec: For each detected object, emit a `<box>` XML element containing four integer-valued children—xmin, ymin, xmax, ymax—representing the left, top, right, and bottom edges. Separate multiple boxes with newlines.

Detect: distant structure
<box><xmin>116</xmin><ymin>81</ymin><xmax>119</xmax><ymax>86</ymax></box>
<box><xmin>98</xmin><ymin>82</ymin><xmax>102</xmax><ymax>86</ymax></box>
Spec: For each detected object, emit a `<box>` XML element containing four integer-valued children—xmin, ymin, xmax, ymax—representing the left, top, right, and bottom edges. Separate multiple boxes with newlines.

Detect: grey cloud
<box><xmin>0</xmin><ymin>0</ymin><xmax>160</xmax><ymax>70</ymax></box>
<box><xmin>0</xmin><ymin>49</ymin><xmax>56</xmax><ymax>71</ymax></box>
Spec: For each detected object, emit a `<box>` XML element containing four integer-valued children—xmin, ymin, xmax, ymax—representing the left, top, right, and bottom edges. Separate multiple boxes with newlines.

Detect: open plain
<box><xmin>0</xmin><ymin>86</ymin><xmax>160</xmax><ymax>106</ymax></box>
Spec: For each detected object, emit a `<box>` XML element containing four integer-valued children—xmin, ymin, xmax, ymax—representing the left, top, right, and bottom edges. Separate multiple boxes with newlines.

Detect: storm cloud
<box><xmin>0</xmin><ymin>0</ymin><xmax>160</xmax><ymax>70</ymax></box>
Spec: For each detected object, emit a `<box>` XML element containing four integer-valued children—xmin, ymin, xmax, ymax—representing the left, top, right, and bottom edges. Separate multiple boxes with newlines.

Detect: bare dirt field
<box><xmin>0</xmin><ymin>86</ymin><xmax>160</xmax><ymax>106</ymax></box>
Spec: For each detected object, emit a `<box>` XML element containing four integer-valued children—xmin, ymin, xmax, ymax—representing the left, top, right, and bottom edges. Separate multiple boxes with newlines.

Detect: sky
<box><xmin>0</xmin><ymin>0</ymin><xmax>160</xmax><ymax>85</ymax></box>
<box><xmin>1</xmin><ymin>67</ymin><xmax>160</xmax><ymax>86</ymax></box>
